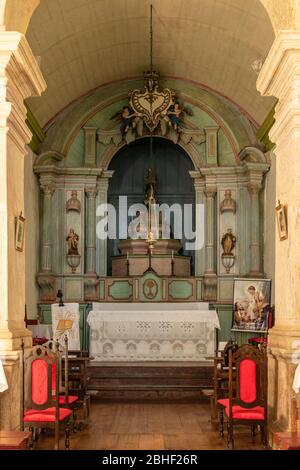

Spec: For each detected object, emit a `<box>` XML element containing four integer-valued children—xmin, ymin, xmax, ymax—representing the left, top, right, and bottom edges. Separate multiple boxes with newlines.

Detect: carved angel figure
<box><xmin>221</xmin><ymin>229</ymin><xmax>236</xmax><ymax>255</ymax></box>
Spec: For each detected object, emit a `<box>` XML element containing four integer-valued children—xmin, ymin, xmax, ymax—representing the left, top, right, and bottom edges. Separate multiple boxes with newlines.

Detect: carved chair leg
<box><xmin>65</xmin><ymin>420</ymin><xmax>70</xmax><ymax>450</ymax></box>
<box><xmin>29</xmin><ymin>427</ymin><xmax>34</xmax><ymax>450</ymax></box>
<box><xmin>219</xmin><ymin>409</ymin><xmax>224</xmax><ymax>437</ymax></box>
<box><xmin>261</xmin><ymin>425</ymin><xmax>268</xmax><ymax>448</ymax></box>
<box><xmin>72</xmin><ymin>408</ymin><xmax>77</xmax><ymax>433</ymax></box>
<box><xmin>227</xmin><ymin>421</ymin><xmax>234</xmax><ymax>449</ymax></box>
<box><xmin>54</xmin><ymin>422</ymin><xmax>59</xmax><ymax>450</ymax></box>
<box><xmin>251</xmin><ymin>425</ymin><xmax>257</xmax><ymax>437</ymax></box>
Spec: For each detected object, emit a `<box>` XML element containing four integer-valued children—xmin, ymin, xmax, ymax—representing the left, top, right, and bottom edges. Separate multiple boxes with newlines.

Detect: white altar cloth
<box><xmin>87</xmin><ymin>306</ymin><xmax>219</xmax><ymax>362</ymax></box>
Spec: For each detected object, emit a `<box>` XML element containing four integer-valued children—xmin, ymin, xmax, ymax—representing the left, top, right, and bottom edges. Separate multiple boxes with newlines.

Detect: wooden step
<box><xmin>87</xmin><ymin>361</ymin><xmax>213</xmax><ymax>400</ymax></box>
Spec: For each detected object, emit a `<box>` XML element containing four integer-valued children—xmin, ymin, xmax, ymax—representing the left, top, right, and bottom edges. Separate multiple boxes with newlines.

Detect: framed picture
<box><xmin>15</xmin><ymin>212</ymin><xmax>25</xmax><ymax>252</ymax></box>
<box><xmin>275</xmin><ymin>201</ymin><xmax>288</xmax><ymax>241</ymax></box>
<box><xmin>232</xmin><ymin>278</ymin><xmax>271</xmax><ymax>332</ymax></box>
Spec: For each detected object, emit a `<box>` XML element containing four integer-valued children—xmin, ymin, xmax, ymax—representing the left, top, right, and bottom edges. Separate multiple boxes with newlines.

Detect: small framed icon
<box><xmin>15</xmin><ymin>212</ymin><xmax>25</xmax><ymax>252</ymax></box>
<box><xmin>275</xmin><ymin>201</ymin><xmax>288</xmax><ymax>241</ymax></box>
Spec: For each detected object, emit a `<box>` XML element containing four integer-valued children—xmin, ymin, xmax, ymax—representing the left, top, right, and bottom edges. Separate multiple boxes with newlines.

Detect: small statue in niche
<box><xmin>221</xmin><ymin>229</ymin><xmax>236</xmax><ymax>255</ymax></box>
<box><xmin>220</xmin><ymin>189</ymin><xmax>236</xmax><ymax>214</ymax></box>
<box><xmin>66</xmin><ymin>190</ymin><xmax>81</xmax><ymax>213</ymax></box>
<box><xmin>66</xmin><ymin>229</ymin><xmax>79</xmax><ymax>255</ymax></box>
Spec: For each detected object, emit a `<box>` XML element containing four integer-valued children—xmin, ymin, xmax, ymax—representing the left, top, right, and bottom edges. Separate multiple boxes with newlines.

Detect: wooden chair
<box><xmin>218</xmin><ymin>343</ymin><xmax>268</xmax><ymax>449</ymax></box>
<box><xmin>20</xmin><ymin>341</ymin><xmax>72</xmax><ymax>450</ymax></box>
<box><xmin>211</xmin><ymin>340</ymin><xmax>238</xmax><ymax>424</ymax></box>
<box><xmin>43</xmin><ymin>337</ymin><xmax>80</xmax><ymax>431</ymax></box>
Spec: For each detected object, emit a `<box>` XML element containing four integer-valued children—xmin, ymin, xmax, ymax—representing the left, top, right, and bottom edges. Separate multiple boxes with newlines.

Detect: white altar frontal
<box><xmin>87</xmin><ymin>303</ymin><xmax>220</xmax><ymax>362</ymax></box>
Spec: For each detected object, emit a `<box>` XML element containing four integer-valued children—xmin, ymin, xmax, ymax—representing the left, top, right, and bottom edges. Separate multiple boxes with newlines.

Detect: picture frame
<box><xmin>275</xmin><ymin>201</ymin><xmax>288</xmax><ymax>241</ymax></box>
<box><xmin>15</xmin><ymin>212</ymin><xmax>25</xmax><ymax>252</ymax></box>
<box><xmin>232</xmin><ymin>278</ymin><xmax>272</xmax><ymax>332</ymax></box>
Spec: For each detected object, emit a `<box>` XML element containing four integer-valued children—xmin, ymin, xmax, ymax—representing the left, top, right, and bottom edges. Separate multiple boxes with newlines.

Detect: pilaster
<box><xmin>257</xmin><ymin>30</ymin><xmax>300</xmax><ymax>436</ymax></box>
<box><xmin>203</xmin><ymin>183</ymin><xmax>217</xmax><ymax>300</ymax></box>
<box><xmin>0</xmin><ymin>32</ymin><xmax>46</xmax><ymax>430</ymax></box>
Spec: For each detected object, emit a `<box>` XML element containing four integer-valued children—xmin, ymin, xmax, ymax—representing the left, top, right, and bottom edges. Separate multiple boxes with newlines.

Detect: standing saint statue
<box><xmin>221</xmin><ymin>229</ymin><xmax>236</xmax><ymax>255</ymax></box>
<box><xmin>66</xmin><ymin>229</ymin><xmax>79</xmax><ymax>255</ymax></box>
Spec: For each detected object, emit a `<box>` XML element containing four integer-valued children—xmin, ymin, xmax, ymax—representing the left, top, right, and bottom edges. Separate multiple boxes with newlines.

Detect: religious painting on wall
<box><xmin>232</xmin><ymin>278</ymin><xmax>271</xmax><ymax>332</ymax></box>
<box><xmin>275</xmin><ymin>201</ymin><xmax>288</xmax><ymax>241</ymax></box>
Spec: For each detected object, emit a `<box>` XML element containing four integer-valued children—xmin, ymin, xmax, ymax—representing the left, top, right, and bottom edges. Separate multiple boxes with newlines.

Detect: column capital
<box><xmin>257</xmin><ymin>31</ymin><xmax>300</xmax><ymax>143</ymax></box>
<box><xmin>204</xmin><ymin>186</ymin><xmax>217</xmax><ymax>198</ymax></box>
<box><xmin>40</xmin><ymin>183</ymin><xmax>56</xmax><ymax>195</ymax></box>
<box><xmin>0</xmin><ymin>32</ymin><xmax>46</xmax><ymax>150</ymax></box>
<box><xmin>85</xmin><ymin>186</ymin><xmax>98</xmax><ymax>198</ymax></box>
<box><xmin>247</xmin><ymin>183</ymin><xmax>261</xmax><ymax>195</ymax></box>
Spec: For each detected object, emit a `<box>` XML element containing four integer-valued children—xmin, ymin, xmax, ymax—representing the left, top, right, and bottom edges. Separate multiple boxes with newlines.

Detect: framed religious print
<box><xmin>232</xmin><ymin>278</ymin><xmax>271</xmax><ymax>332</ymax></box>
<box><xmin>275</xmin><ymin>201</ymin><xmax>288</xmax><ymax>241</ymax></box>
<box><xmin>15</xmin><ymin>212</ymin><xmax>25</xmax><ymax>252</ymax></box>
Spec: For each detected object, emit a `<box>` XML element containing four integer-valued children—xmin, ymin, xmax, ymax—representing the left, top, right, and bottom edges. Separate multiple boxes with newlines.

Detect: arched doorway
<box><xmin>107</xmin><ymin>137</ymin><xmax>195</xmax><ymax>275</ymax></box>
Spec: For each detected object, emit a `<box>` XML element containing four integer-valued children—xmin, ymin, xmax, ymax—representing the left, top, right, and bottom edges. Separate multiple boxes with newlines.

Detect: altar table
<box><xmin>87</xmin><ymin>303</ymin><xmax>219</xmax><ymax>362</ymax></box>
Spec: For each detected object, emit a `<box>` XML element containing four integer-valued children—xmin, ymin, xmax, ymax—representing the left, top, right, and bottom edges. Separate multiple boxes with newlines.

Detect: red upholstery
<box><xmin>31</xmin><ymin>359</ymin><xmax>48</xmax><ymax>405</ymax></box>
<box><xmin>217</xmin><ymin>398</ymin><xmax>229</xmax><ymax>407</ymax></box>
<box><xmin>57</xmin><ymin>395</ymin><xmax>79</xmax><ymax>405</ymax></box>
<box><xmin>24</xmin><ymin>407</ymin><xmax>72</xmax><ymax>422</ymax></box>
<box><xmin>239</xmin><ymin>359</ymin><xmax>256</xmax><ymax>403</ymax></box>
<box><xmin>225</xmin><ymin>405</ymin><xmax>264</xmax><ymax>420</ymax></box>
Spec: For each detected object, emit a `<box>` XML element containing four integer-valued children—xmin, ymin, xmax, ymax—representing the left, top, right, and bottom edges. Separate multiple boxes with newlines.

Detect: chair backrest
<box><xmin>20</xmin><ymin>342</ymin><xmax>60</xmax><ymax>414</ymax></box>
<box><xmin>222</xmin><ymin>339</ymin><xmax>239</xmax><ymax>367</ymax></box>
<box><xmin>43</xmin><ymin>337</ymin><xmax>69</xmax><ymax>403</ymax></box>
<box><xmin>228</xmin><ymin>343</ymin><xmax>267</xmax><ymax>410</ymax></box>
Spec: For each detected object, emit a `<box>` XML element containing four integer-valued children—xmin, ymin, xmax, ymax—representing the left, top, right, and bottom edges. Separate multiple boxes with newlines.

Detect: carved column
<box><xmin>36</xmin><ymin>183</ymin><xmax>56</xmax><ymax>301</ymax></box>
<box><xmin>257</xmin><ymin>31</ymin><xmax>300</xmax><ymax>439</ymax></box>
<box><xmin>190</xmin><ymin>172</ymin><xmax>205</xmax><ymax>276</ymax></box>
<box><xmin>0</xmin><ymin>32</ymin><xmax>46</xmax><ymax>430</ymax></box>
<box><xmin>97</xmin><ymin>173</ymin><xmax>113</xmax><ymax>277</ymax></box>
<box><xmin>247</xmin><ymin>183</ymin><xmax>262</xmax><ymax>276</ymax></box>
<box><xmin>84</xmin><ymin>186</ymin><xmax>99</xmax><ymax>300</ymax></box>
<box><xmin>203</xmin><ymin>186</ymin><xmax>217</xmax><ymax>300</ymax></box>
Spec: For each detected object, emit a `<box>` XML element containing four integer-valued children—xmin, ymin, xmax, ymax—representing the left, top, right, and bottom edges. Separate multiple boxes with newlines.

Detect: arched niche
<box><xmin>107</xmin><ymin>137</ymin><xmax>196</xmax><ymax>275</ymax></box>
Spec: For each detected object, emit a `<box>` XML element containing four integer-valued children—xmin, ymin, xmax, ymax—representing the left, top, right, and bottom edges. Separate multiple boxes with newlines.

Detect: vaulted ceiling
<box><xmin>25</xmin><ymin>0</ymin><xmax>276</xmax><ymax>128</ymax></box>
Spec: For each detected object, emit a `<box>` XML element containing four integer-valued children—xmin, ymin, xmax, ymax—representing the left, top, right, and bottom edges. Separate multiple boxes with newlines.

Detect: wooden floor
<box><xmin>35</xmin><ymin>400</ymin><xmax>269</xmax><ymax>450</ymax></box>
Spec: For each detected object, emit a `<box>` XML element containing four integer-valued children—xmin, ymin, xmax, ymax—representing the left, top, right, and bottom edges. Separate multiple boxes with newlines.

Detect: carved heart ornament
<box><xmin>130</xmin><ymin>86</ymin><xmax>174</xmax><ymax>132</ymax></box>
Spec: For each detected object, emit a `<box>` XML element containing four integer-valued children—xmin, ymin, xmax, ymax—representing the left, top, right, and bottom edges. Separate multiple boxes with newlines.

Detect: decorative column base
<box><xmin>36</xmin><ymin>273</ymin><xmax>56</xmax><ymax>301</ymax></box>
<box><xmin>84</xmin><ymin>275</ymin><xmax>99</xmax><ymax>301</ymax></box>
<box><xmin>267</xmin><ymin>323</ymin><xmax>300</xmax><ymax>448</ymax></box>
<box><xmin>203</xmin><ymin>273</ymin><xmax>217</xmax><ymax>301</ymax></box>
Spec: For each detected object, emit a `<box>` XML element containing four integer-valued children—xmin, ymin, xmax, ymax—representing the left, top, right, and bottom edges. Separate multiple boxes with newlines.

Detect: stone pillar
<box><xmin>36</xmin><ymin>183</ymin><xmax>56</xmax><ymax>301</ymax></box>
<box><xmin>97</xmin><ymin>172</ymin><xmax>113</xmax><ymax>277</ymax></box>
<box><xmin>84</xmin><ymin>186</ymin><xmax>99</xmax><ymax>300</ymax></box>
<box><xmin>247</xmin><ymin>183</ymin><xmax>262</xmax><ymax>276</ymax></box>
<box><xmin>203</xmin><ymin>186</ymin><xmax>217</xmax><ymax>300</ymax></box>
<box><xmin>0</xmin><ymin>32</ymin><xmax>46</xmax><ymax>430</ymax></box>
<box><xmin>257</xmin><ymin>31</ymin><xmax>300</xmax><ymax>440</ymax></box>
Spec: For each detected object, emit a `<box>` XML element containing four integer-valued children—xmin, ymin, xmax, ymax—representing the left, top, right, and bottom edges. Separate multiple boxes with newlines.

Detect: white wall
<box><xmin>264</xmin><ymin>151</ymin><xmax>276</xmax><ymax>304</ymax></box>
<box><xmin>24</xmin><ymin>148</ymin><xmax>40</xmax><ymax>319</ymax></box>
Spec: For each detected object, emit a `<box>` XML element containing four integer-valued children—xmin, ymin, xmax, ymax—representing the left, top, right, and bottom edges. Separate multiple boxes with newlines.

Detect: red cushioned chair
<box><xmin>20</xmin><ymin>341</ymin><xmax>72</xmax><ymax>450</ymax></box>
<box><xmin>217</xmin><ymin>343</ymin><xmax>268</xmax><ymax>449</ymax></box>
<box><xmin>43</xmin><ymin>336</ymin><xmax>80</xmax><ymax>431</ymax></box>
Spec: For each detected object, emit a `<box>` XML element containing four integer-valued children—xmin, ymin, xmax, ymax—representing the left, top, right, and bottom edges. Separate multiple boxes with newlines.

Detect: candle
<box><xmin>171</xmin><ymin>250</ymin><xmax>174</xmax><ymax>260</ymax></box>
<box><xmin>127</xmin><ymin>251</ymin><xmax>129</xmax><ymax>260</ymax></box>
